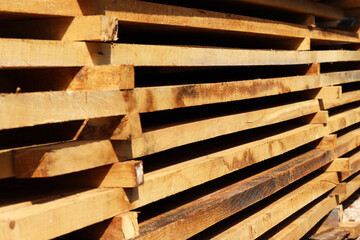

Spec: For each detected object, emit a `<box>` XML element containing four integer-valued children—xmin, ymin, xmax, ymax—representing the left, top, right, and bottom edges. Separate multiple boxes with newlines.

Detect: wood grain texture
<box><xmin>122</xmin><ymin>100</ymin><xmax>320</xmax><ymax>158</ymax></box>
<box><xmin>129</xmin><ymin>124</ymin><xmax>326</xmax><ymax>208</ymax></box>
<box><xmin>267</xmin><ymin>196</ymin><xmax>338</xmax><ymax>240</ymax></box>
<box><xmin>137</xmin><ymin>149</ymin><xmax>335</xmax><ymax>239</ymax></box>
<box><xmin>211</xmin><ymin>172</ymin><xmax>339</xmax><ymax>240</ymax></box>
<box><xmin>0</xmin><ymin>150</ymin><xmax>13</xmax><ymax>179</ymax></box>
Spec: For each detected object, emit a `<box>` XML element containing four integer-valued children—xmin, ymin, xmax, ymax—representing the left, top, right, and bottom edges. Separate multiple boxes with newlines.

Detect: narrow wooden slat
<box><xmin>129</xmin><ymin>124</ymin><xmax>326</xmax><ymax>208</ymax></box>
<box><xmin>0</xmin><ymin>188</ymin><xmax>130</xmax><ymax>240</ymax></box>
<box><xmin>211</xmin><ymin>172</ymin><xmax>339</xmax><ymax>240</ymax></box>
<box><xmin>138</xmin><ymin>149</ymin><xmax>335</xmax><ymax>239</ymax></box>
<box><xmin>333</xmin><ymin>173</ymin><xmax>360</xmax><ymax>202</ymax></box>
<box><xmin>122</xmin><ymin>100</ymin><xmax>320</xmax><ymax>158</ymax></box>
<box><xmin>0</xmin><ymin>16</ymin><xmax>118</xmax><ymax>41</ymax></box>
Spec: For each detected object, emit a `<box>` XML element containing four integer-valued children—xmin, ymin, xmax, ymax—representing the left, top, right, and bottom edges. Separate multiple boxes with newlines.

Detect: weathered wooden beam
<box><xmin>138</xmin><ymin>149</ymin><xmax>335</xmax><ymax>239</ymax></box>
<box><xmin>211</xmin><ymin>172</ymin><xmax>339</xmax><ymax>240</ymax></box>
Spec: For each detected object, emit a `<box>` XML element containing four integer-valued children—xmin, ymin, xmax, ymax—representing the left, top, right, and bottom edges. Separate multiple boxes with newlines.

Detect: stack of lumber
<box><xmin>2</xmin><ymin>0</ymin><xmax>360</xmax><ymax>239</ymax></box>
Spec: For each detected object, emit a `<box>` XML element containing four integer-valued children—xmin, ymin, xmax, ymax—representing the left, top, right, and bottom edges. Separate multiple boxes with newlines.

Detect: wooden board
<box><xmin>0</xmin><ymin>0</ymin><xmax>354</xmax><ymax>43</ymax></box>
<box><xmin>333</xmin><ymin>173</ymin><xmax>360</xmax><ymax>202</ymax></box>
<box><xmin>0</xmin><ymin>188</ymin><xmax>130</xmax><ymax>240</ymax></box>
<box><xmin>111</xmin><ymin>45</ymin><xmax>360</xmax><ymax>67</ymax></box>
<box><xmin>326</xmin><ymin>107</ymin><xmax>360</xmax><ymax>134</ymax></box>
<box><xmin>2</xmin><ymin>39</ymin><xmax>360</xmax><ymax>68</ymax></box>
<box><xmin>57</xmin><ymin>161</ymin><xmax>144</xmax><ymax>188</ymax></box>
<box><xmin>0</xmin><ymin>38</ymin><xmax>108</xmax><ymax>68</ymax></box>
<box><xmin>309</xmin><ymin>228</ymin><xmax>349</xmax><ymax>240</ymax></box>
<box><xmin>211</xmin><ymin>172</ymin><xmax>339</xmax><ymax>240</ymax></box>
<box><xmin>266</xmin><ymin>196</ymin><xmax>338</xmax><ymax>240</ymax></box>
<box><xmin>129</xmin><ymin>124</ymin><xmax>326</xmax><ymax>208</ymax></box>
<box><xmin>232</xmin><ymin>0</ymin><xmax>344</xmax><ymax>19</ymax></box>
<box><xmin>334</xmin><ymin>128</ymin><xmax>360</xmax><ymax>158</ymax></box>
<box><xmin>122</xmin><ymin>100</ymin><xmax>320</xmax><ymax>158</ymax></box>
<box><xmin>323</xmin><ymin>158</ymin><xmax>350</xmax><ymax>172</ymax></box>
<box><xmin>14</xmin><ymin>140</ymin><xmax>119</xmax><ymax>178</ymax></box>
<box><xmin>0</xmin><ymin>16</ymin><xmax>118</xmax><ymax>41</ymax></box>
<box><xmin>0</xmin><ymin>90</ymin><xmax>133</xmax><ymax>130</ymax></box>
<box><xmin>137</xmin><ymin>148</ymin><xmax>335</xmax><ymax>239</ymax></box>
<box><xmin>321</xmin><ymin>90</ymin><xmax>360</xmax><ymax>110</ymax></box>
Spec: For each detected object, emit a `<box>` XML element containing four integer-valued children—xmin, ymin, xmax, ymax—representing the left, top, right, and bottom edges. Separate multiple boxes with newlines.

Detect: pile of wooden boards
<box><xmin>2</xmin><ymin>0</ymin><xmax>360</xmax><ymax>239</ymax></box>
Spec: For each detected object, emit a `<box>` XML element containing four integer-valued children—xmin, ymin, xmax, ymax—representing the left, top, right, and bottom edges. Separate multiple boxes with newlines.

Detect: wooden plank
<box><xmin>129</xmin><ymin>124</ymin><xmax>326</xmax><ymax>208</ymax></box>
<box><xmin>0</xmin><ymin>38</ymin><xmax>108</xmax><ymax>68</ymax></box>
<box><xmin>3</xmin><ymin>39</ymin><xmax>360</xmax><ymax>68</ymax></box>
<box><xmin>0</xmin><ymin>90</ymin><xmax>133</xmax><ymax>130</ymax></box>
<box><xmin>135</xmin><ymin>70</ymin><xmax>360</xmax><ymax>113</ymax></box>
<box><xmin>327</xmin><ymin>0</ymin><xmax>360</xmax><ymax>9</ymax></box>
<box><xmin>122</xmin><ymin>100</ymin><xmax>320</xmax><ymax>159</ymax></box>
<box><xmin>67</xmin><ymin>65</ymin><xmax>135</xmax><ymax>91</ymax></box>
<box><xmin>334</xmin><ymin>128</ymin><xmax>360</xmax><ymax>157</ymax></box>
<box><xmin>111</xmin><ymin>45</ymin><xmax>360</xmax><ymax>67</ymax></box>
<box><xmin>0</xmin><ymin>16</ymin><xmax>118</xmax><ymax>41</ymax></box>
<box><xmin>231</xmin><ymin>0</ymin><xmax>344</xmax><ymax>19</ymax></box>
<box><xmin>326</xmin><ymin>107</ymin><xmax>360</xmax><ymax>134</ymax></box>
<box><xmin>76</xmin><ymin>114</ymin><xmax>142</xmax><ymax>141</ymax></box>
<box><xmin>323</xmin><ymin>158</ymin><xmax>350</xmax><ymax>172</ymax></box>
<box><xmin>0</xmin><ymin>188</ymin><xmax>130</xmax><ymax>240</ymax></box>
<box><xmin>0</xmin><ymin>150</ymin><xmax>13</xmax><ymax>179</ymax></box>
<box><xmin>13</xmin><ymin>140</ymin><xmax>119</xmax><ymax>178</ymax></box>
<box><xmin>267</xmin><ymin>196</ymin><xmax>338</xmax><ymax>240</ymax></box>
<box><xmin>57</xmin><ymin>161</ymin><xmax>144</xmax><ymax>188</ymax></box>
<box><xmin>320</xmin><ymin>70</ymin><xmax>360</xmax><ymax>86</ymax></box>
<box><xmin>310</xmin><ymin>86</ymin><xmax>342</xmax><ymax>99</ymax></box>
<box><xmin>211</xmin><ymin>172</ymin><xmax>339</xmax><ymax>240</ymax></box>
<box><xmin>104</xmin><ymin>0</ymin><xmax>357</xmax><ymax>43</ymax></box>
<box><xmin>137</xmin><ymin>148</ymin><xmax>335</xmax><ymax>239</ymax></box>
<box><xmin>0</xmin><ymin>0</ymin><xmax>96</xmax><ymax>17</ymax></box>
<box><xmin>306</xmin><ymin>111</ymin><xmax>329</xmax><ymax>124</ymax></box>
<box><xmin>321</xmin><ymin>90</ymin><xmax>360</xmax><ymax>110</ymax></box>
